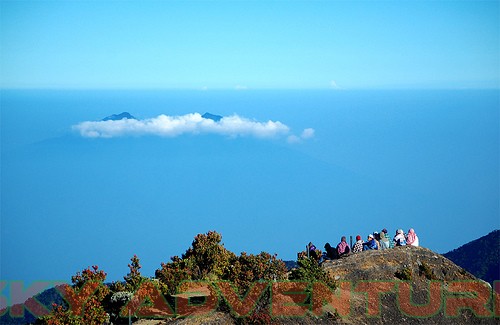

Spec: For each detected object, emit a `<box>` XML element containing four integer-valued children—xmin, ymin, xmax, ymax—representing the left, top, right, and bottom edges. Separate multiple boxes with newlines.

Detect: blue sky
<box><xmin>0</xmin><ymin>0</ymin><xmax>499</xmax><ymax>306</ymax></box>
<box><xmin>1</xmin><ymin>0</ymin><xmax>499</xmax><ymax>89</ymax></box>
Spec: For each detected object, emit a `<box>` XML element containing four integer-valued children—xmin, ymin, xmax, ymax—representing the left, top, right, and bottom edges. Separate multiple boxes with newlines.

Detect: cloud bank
<box><xmin>73</xmin><ymin>113</ymin><xmax>314</xmax><ymax>143</ymax></box>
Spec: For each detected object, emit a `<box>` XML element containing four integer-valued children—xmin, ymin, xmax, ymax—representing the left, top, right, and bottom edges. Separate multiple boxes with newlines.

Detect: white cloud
<box><xmin>301</xmin><ymin>128</ymin><xmax>315</xmax><ymax>139</ymax></box>
<box><xmin>287</xmin><ymin>128</ymin><xmax>315</xmax><ymax>144</ymax></box>
<box><xmin>73</xmin><ymin>113</ymin><xmax>317</xmax><ymax>144</ymax></box>
<box><xmin>73</xmin><ymin>113</ymin><xmax>292</xmax><ymax>139</ymax></box>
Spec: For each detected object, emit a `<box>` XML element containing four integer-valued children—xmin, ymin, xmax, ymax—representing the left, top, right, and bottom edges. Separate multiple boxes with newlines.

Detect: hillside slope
<box><xmin>443</xmin><ymin>229</ymin><xmax>500</xmax><ymax>285</ymax></box>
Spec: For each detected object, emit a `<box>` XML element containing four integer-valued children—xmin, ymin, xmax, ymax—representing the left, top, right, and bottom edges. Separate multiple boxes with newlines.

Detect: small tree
<box><xmin>39</xmin><ymin>304</ymin><xmax>81</xmax><ymax>325</ymax></box>
<box><xmin>290</xmin><ymin>257</ymin><xmax>336</xmax><ymax>289</ymax></box>
<box><xmin>155</xmin><ymin>231</ymin><xmax>236</xmax><ymax>295</ymax></box>
<box><xmin>183</xmin><ymin>231</ymin><xmax>236</xmax><ymax>280</ymax></box>
<box><xmin>124</xmin><ymin>254</ymin><xmax>146</xmax><ymax>292</ymax></box>
<box><xmin>39</xmin><ymin>265</ymin><xmax>109</xmax><ymax>325</ymax></box>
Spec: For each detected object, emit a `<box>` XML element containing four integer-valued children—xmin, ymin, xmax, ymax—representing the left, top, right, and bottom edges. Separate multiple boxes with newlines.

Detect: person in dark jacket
<box><xmin>323</xmin><ymin>243</ymin><xmax>338</xmax><ymax>260</ymax></box>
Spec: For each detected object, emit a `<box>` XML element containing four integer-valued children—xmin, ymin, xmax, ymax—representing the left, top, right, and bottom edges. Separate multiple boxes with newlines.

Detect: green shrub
<box><xmin>182</xmin><ymin>231</ymin><xmax>237</xmax><ymax>280</ymax></box>
<box><xmin>418</xmin><ymin>262</ymin><xmax>435</xmax><ymax>280</ymax></box>
<box><xmin>154</xmin><ymin>231</ymin><xmax>234</xmax><ymax>295</ymax></box>
<box><xmin>155</xmin><ymin>230</ymin><xmax>289</xmax><ymax>322</ymax></box>
<box><xmin>287</xmin><ymin>256</ymin><xmax>337</xmax><ymax>309</ymax></box>
<box><xmin>395</xmin><ymin>267</ymin><xmax>412</xmax><ymax>281</ymax></box>
<box><xmin>289</xmin><ymin>257</ymin><xmax>336</xmax><ymax>289</ymax></box>
<box><xmin>155</xmin><ymin>256</ymin><xmax>194</xmax><ymax>296</ymax></box>
<box><xmin>226</xmin><ymin>251</ymin><xmax>288</xmax><ymax>295</ymax></box>
<box><xmin>156</xmin><ymin>231</ymin><xmax>288</xmax><ymax>297</ymax></box>
<box><xmin>38</xmin><ymin>304</ymin><xmax>82</xmax><ymax>325</ymax></box>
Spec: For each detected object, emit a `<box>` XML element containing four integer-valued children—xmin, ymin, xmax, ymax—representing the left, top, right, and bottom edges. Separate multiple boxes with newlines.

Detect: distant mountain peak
<box><xmin>102</xmin><ymin>112</ymin><xmax>136</xmax><ymax>121</ymax></box>
<box><xmin>443</xmin><ymin>229</ymin><xmax>499</xmax><ymax>285</ymax></box>
<box><xmin>202</xmin><ymin>112</ymin><xmax>223</xmax><ymax>122</ymax></box>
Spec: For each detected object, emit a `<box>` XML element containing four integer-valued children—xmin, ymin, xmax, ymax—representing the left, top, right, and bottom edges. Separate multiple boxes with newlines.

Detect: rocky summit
<box><xmin>201</xmin><ymin>112</ymin><xmax>223</xmax><ymax>122</ymax></box>
<box><xmin>317</xmin><ymin>246</ymin><xmax>498</xmax><ymax>324</ymax></box>
<box><xmin>322</xmin><ymin>245</ymin><xmax>476</xmax><ymax>282</ymax></box>
<box><xmin>102</xmin><ymin>112</ymin><xmax>136</xmax><ymax>121</ymax></box>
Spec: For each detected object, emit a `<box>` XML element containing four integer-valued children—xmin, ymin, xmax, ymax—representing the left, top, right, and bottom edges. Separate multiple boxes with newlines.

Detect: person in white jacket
<box><xmin>393</xmin><ymin>229</ymin><xmax>406</xmax><ymax>246</ymax></box>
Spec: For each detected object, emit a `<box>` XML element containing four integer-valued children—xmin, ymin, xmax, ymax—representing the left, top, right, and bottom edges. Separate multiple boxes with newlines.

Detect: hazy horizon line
<box><xmin>2</xmin><ymin>86</ymin><xmax>499</xmax><ymax>91</ymax></box>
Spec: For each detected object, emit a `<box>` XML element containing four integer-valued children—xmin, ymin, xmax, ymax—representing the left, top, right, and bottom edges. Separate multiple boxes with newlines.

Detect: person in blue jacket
<box><xmin>362</xmin><ymin>234</ymin><xmax>378</xmax><ymax>251</ymax></box>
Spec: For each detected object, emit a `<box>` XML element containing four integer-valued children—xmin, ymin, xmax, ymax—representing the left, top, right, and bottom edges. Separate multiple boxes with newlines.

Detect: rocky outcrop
<box><xmin>318</xmin><ymin>246</ymin><xmax>498</xmax><ymax>324</ymax></box>
<box><xmin>322</xmin><ymin>245</ymin><xmax>476</xmax><ymax>282</ymax></box>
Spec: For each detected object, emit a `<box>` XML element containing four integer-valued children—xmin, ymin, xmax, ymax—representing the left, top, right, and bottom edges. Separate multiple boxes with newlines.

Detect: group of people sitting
<box><xmin>307</xmin><ymin>228</ymin><xmax>420</xmax><ymax>262</ymax></box>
